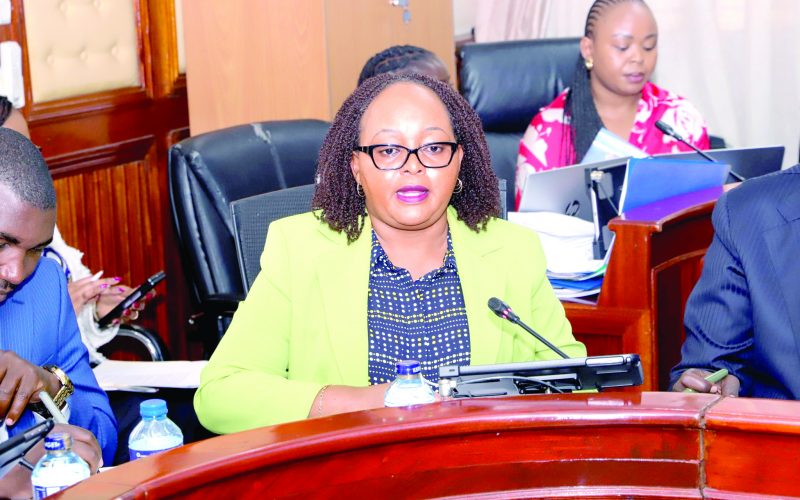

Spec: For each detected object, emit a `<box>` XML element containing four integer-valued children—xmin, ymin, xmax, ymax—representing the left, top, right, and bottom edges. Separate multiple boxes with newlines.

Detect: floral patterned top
<box><xmin>515</xmin><ymin>81</ymin><xmax>710</xmax><ymax>210</ymax></box>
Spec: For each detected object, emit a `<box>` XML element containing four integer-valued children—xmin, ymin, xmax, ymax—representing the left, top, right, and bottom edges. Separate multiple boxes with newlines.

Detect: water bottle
<box><xmin>384</xmin><ymin>360</ymin><xmax>436</xmax><ymax>407</ymax></box>
<box><xmin>31</xmin><ymin>432</ymin><xmax>91</xmax><ymax>499</ymax></box>
<box><xmin>128</xmin><ymin>399</ymin><xmax>183</xmax><ymax>461</ymax></box>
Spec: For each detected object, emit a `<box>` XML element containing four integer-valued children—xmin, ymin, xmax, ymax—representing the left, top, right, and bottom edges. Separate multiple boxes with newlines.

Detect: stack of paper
<box><xmin>507</xmin><ymin>211</ymin><xmax>607</xmax><ymax>301</ymax></box>
<box><xmin>93</xmin><ymin>360</ymin><xmax>207</xmax><ymax>392</ymax></box>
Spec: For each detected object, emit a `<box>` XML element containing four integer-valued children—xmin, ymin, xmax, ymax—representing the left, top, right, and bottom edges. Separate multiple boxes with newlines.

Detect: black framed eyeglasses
<box><xmin>354</xmin><ymin>142</ymin><xmax>459</xmax><ymax>171</ymax></box>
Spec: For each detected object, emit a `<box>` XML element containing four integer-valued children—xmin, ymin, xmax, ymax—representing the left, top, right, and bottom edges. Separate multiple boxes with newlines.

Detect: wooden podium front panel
<box><xmin>56</xmin><ymin>393</ymin><xmax>800</xmax><ymax>498</ymax></box>
<box><xmin>57</xmin><ymin>393</ymin><xmax>720</xmax><ymax>499</ymax></box>
<box><xmin>704</xmin><ymin>397</ymin><xmax>800</xmax><ymax>499</ymax></box>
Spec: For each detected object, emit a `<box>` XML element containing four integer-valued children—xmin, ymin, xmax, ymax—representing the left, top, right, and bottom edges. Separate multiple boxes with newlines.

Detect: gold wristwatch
<box><xmin>30</xmin><ymin>364</ymin><xmax>74</xmax><ymax>417</ymax></box>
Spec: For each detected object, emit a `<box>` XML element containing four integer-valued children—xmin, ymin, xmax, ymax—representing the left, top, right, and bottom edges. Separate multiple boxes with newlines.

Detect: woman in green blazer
<box><xmin>195</xmin><ymin>73</ymin><xmax>586</xmax><ymax>434</ymax></box>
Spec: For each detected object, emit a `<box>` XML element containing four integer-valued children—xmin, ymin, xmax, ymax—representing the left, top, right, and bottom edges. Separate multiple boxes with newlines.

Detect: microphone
<box><xmin>488</xmin><ymin>297</ymin><xmax>569</xmax><ymax>359</ymax></box>
<box><xmin>655</xmin><ymin>120</ymin><xmax>745</xmax><ymax>182</ymax></box>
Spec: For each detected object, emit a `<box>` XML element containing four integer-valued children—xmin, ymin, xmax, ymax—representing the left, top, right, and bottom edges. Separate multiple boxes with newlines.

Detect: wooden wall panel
<box><xmin>324</xmin><ymin>0</ymin><xmax>457</xmax><ymax>115</ymax></box>
<box><xmin>182</xmin><ymin>0</ymin><xmax>330</xmax><ymax>135</ymax></box>
<box><xmin>3</xmin><ymin>0</ymin><xmax>193</xmax><ymax>358</ymax></box>
<box><xmin>52</xmin><ymin>153</ymin><xmax>169</xmax><ymax>338</ymax></box>
<box><xmin>182</xmin><ymin>0</ymin><xmax>456</xmax><ymax>135</ymax></box>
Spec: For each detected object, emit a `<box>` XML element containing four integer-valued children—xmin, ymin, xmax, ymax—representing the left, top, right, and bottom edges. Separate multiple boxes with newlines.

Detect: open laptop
<box><xmin>439</xmin><ymin>353</ymin><xmax>644</xmax><ymax>397</ymax></box>
<box><xmin>517</xmin><ymin>157</ymin><xmax>629</xmax><ymax>222</ymax></box>
<box><xmin>657</xmin><ymin>145</ymin><xmax>785</xmax><ymax>182</ymax></box>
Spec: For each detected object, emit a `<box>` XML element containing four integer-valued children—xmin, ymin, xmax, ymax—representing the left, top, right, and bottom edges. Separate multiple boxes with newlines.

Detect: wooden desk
<box><xmin>566</xmin><ymin>186</ymin><xmax>734</xmax><ymax>390</ymax></box>
<box><xmin>54</xmin><ymin>392</ymin><xmax>800</xmax><ymax>498</ymax></box>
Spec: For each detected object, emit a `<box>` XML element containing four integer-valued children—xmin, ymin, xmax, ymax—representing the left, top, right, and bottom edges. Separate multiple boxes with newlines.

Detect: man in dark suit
<box><xmin>671</xmin><ymin>164</ymin><xmax>800</xmax><ymax>398</ymax></box>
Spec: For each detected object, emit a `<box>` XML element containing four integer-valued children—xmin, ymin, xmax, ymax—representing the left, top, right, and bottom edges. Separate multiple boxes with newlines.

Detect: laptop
<box><xmin>517</xmin><ymin>157</ymin><xmax>629</xmax><ymax>222</ymax></box>
<box><xmin>438</xmin><ymin>353</ymin><xmax>644</xmax><ymax>397</ymax></box>
<box><xmin>657</xmin><ymin>145</ymin><xmax>785</xmax><ymax>182</ymax></box>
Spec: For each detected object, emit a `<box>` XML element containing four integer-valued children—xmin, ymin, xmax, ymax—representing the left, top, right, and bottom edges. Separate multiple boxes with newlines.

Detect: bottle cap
<box><xmin>139</xmin><ymin>398</ymin><xmax>168</xmax><ymax>418</ymax></box>
<box><xmin>44</xmin><ymin>432</ymin><xmax>71</xmax><ymax>451</ymax></box>
<box><xmin>396</xmin><ymin>360</ymin><xmax>421</xmax><ymax>376</ymax></box>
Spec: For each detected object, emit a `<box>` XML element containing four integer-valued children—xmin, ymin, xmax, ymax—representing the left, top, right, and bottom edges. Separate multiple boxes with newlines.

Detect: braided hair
<box><xmin>564</xmin><ymin>0</ymin><xmax>648</xmax><ymax>163</ymax></box>
<box><xmin>313</xmin><ymin>72</ymin><xmax>500</xmax><ymax>243</ymax></box>
<box><xmin>358</xmin><ymin>45</ymin><xmax>445</xmax><ymax>86</ymax></box>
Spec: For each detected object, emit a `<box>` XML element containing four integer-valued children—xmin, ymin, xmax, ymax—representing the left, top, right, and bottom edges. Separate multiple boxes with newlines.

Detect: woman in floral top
<box><xmin>515</xmin><ymin>0</ymin><xmax>710</xmax><ymax>210</ymax></box>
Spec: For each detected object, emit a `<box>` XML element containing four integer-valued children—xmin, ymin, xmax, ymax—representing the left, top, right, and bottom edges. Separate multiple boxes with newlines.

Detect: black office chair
<box><xmin>459</xmin><ymin>38</ymin><xmax>581</xmax><ymax>210</ymax></box>
<box><xmin>230</xmin><ymin>180</ymin><xmax>506</xmax><ymax>294</ymax></box>
<box><xmin>231</xmin><ymin>184</ymin><xmax>316</xmax><ymax>293</ymax></box>
<box><xmin>99</xmin><ymin>324</ymin><xmax>170</xmax><ymax>361</ymax></box>
<box><xmin>169</xmin><ymin>120</ymin><xmax>329</xmax><ymax>355</ymax></box>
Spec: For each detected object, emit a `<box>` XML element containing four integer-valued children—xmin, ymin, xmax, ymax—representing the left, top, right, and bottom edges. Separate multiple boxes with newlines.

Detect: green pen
<box><xmin>683</xmin><ymin>368</ymin><xmax>729</xmax><ymax>393</ymax></box>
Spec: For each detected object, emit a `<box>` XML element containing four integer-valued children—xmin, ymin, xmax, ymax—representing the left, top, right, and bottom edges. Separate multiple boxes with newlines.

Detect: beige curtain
<box><xmin>471</xmin><ymin>0</ymin><xmax>800</xmax><ymax>168</ymax></box>
<box><xmin>474</xmin><ymin>0</ymin><xmax>551</xmax><ymax>42</ymax></box>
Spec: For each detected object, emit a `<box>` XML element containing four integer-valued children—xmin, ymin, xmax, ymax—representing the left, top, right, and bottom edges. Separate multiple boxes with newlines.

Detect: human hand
<box><xmin>0</xmin><ymin>351</ymin><xmax>60</xmax><ymax>425</ymax></box>
<box><xmin>67</xmin><ymin>276</ymin><xmax>121</xmax><ymax>313</ymax></box>
<box><xmin>673</xmin><ymin>368</ymin><xmax>740</xmax><ymax>396</ymax></box>
<box><xmin>24</xmin><ymin>424</ymin><xmax>103</xmax><ymax>474</ymax></box>
<box><xmin>0</xmin><ymin>460</ymin><xmax>34</xmax><ymax>498</ymax></box>
<box><xmin>95</xmin><ymin>285</ymin><xmax>156</xmax><ymax>325</ymax></box>
<box><xmin>308</xmin><ymin>383</ymin><xmax>391</xmax><ymax>418</ymax></box>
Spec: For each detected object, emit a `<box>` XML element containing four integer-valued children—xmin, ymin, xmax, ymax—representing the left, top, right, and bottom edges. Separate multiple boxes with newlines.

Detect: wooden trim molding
<box><xmin>47</xmin><ymin>135</ymin><xmax>155</xmax><ymax>177</ymax></box>
<box><xmin>147</xmin><ymin>0</ymin><xmax>185</xmax><ymax>97</ymax></box>
<box><xmin>29</xmin><ymin>87</ymin><xmax>149</xmax><ymax>124</ymax></box>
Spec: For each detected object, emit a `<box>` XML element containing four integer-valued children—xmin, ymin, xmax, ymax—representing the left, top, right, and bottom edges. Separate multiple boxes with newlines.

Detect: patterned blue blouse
<box><xmin>367</xmin><ymin>230</ymin><xmax>471</xmax><ymax>385</ymax></box>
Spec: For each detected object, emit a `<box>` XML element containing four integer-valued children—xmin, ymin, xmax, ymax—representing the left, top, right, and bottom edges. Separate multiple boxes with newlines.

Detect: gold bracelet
<box><xmin>315</xmin><ymin>385</ymin><xmax>330</xmax><ymax>417</ymax></box>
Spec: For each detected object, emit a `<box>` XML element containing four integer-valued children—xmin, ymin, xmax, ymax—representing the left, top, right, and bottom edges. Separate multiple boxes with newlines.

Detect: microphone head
<box><xmin>654</xmin><ymin>120</ymin><xmax>675</xmax><ymax>136</ymax></box>
<box><xmin>488</xmin><ymin>297</ymin><xmax>515</xmax><ymax>321</ymax></box>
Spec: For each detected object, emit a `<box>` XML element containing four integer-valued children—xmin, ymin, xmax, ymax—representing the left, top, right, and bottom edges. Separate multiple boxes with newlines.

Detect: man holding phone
<box><xmin>0</xmin><ymin>129</ymin><xmax>116</xmax><ymax>496</ymax></box>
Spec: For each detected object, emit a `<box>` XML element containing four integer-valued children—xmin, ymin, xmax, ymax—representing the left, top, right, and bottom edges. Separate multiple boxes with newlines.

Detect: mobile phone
<box><xmin>0</xmin><ymin>419</ymin><xmax>54</xmax><ymax>476</ymax></box>
<box><xmin>97</xmin><ymin>271</ymin><xmax>166</xmax><ymax>328</ymax></box>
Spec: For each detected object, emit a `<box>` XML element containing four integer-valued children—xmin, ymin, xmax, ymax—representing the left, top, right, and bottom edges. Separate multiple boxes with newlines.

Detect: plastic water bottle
<box><xmin>128</xmin><ymin>399</ymin><xmax>183</xmax><ymax>461</ymax></box>
<box><xmin>31</xmin><ymin>432</ymin><xmax>91</xmax><ymax>499</ymax></box>
<box><xmin>384</xmin><ymin>360</ymin><xmax>436</xmax><ymax>407</ymax></box>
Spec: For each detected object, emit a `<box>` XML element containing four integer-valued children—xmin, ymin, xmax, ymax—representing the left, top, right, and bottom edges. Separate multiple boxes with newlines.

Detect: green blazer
<box><xmin>195</xmin><ymin>208</ymin><xmax>586</xmax><ymax>433</ymax></box>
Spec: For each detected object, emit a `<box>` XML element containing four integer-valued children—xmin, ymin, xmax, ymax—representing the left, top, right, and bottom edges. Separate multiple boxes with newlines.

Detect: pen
<box><xmin>38</xmin><ymin>391</ymin><xmax>67</xmax><ymax>424</ymax></box>
<box><xmin>683</xmin><ymin>368</ymin><xmax>729</xmax><ymax>393</ymax></box>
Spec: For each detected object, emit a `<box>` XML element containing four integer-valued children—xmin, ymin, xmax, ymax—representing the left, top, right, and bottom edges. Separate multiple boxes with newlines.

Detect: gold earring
<box><xmin>356</xmin><ymin>183</ymin><xmax>364</xmax><ymax>197</ymax></box>
<box><xmin>584</xmin><ymin>58</ymin><xmax>594</xmax><ymax>71</ymax></box>
<box><xmin>453</xmin><ymin>178</ymin><xmax>463</xmax><ymax>194</ymax></box>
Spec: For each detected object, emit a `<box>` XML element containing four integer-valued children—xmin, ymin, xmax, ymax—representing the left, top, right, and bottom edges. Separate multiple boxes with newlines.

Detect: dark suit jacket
<box><xmin>671</xmin><ymin>165</ymin><xmax>800</xmax><ymax>398</ymax></box>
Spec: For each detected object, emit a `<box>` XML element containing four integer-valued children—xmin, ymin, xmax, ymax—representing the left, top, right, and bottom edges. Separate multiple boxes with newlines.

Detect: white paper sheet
<box><xmin>508</xmin><ymin>211</ymin><xmax>604</xmax><ymax>274</ymax></box>
<box><xmin>92</xmin><ymin>360</ymin><xmax>207</xmax><ymax>391</ymax></box>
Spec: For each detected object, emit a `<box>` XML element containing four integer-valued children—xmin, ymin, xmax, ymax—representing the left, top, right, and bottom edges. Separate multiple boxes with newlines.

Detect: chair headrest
<box><xmin>169</xmin><ymin>119</ymin><xmax>329</xmax><ymax>302</ymax></box>
<box><xmin>459</xmin><ymin>38</ymin><xmax>580</xmax><ymax>134</ymax></box>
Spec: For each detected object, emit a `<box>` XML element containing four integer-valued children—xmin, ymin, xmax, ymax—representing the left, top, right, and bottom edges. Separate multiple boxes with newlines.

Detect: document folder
<box><xmin>619</xmin><ymin>158</ymin><xmax>730</xmax><ymax>213</ymax></box>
